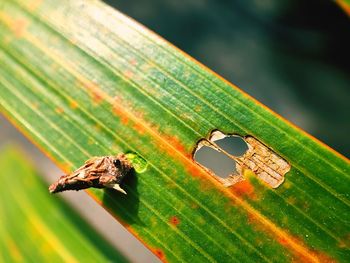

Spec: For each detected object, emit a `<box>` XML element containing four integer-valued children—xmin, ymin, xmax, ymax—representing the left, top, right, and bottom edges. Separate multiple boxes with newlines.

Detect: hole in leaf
<box><xmin>212</xmin><ymin>135</ymin><xmax>248</xmax><ymax>157</ymax></box>
<box><xmin>193</xmin><ymin>130</ymin><xmax>291</xmax><ymax>188</ymax></box>
<box><xmin>194</xmin><ymin>145</ymin><xmax>235</xmax><ymax>179</ymax></box>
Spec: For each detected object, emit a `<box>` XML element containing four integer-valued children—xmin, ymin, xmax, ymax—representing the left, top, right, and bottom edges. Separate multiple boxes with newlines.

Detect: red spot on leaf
<box><xmin>154</xmin><ymin>248</ymin><xmax>167</xmax><ymax>262</ymax></box>
<box><xmin>84</xmin><ymin>81</ymin><xmax>104</xmax><ymax>104</ymax></box>
<box><xmin>91</xmin><ymin>91</ymin><xmax>103</xmax><ymax>104</ymax></box>
<box><xmin>277</xmin><ymin>237</ymin><xmax>288</xmax><ymax>246</ymax></box>
<box><xmin>169</xmin><ymin>216</ymin><xmax>180</xmax><ymax>226</ymax></box>
<box><xmin>230</xmin><ymin>180</ymin><xmax>256</xmax><ymax>199</ymax></box>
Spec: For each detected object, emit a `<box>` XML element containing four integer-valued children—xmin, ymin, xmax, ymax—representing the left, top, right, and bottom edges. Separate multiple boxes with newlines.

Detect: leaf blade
<box><xmin>0</xmin><ymin>0</ymin><xmax>349</xmax><ymax>262</ymax></box>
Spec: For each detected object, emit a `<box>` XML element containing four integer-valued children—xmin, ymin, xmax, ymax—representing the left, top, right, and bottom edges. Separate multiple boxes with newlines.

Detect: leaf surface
<box><xmin>0</xmin><ymin>0</ymin><xmax>349</xmax><ymax>262</ymax></box>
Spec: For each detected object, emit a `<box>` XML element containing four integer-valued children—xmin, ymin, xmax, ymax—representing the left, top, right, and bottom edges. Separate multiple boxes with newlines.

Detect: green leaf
<box><xmin>0</xmin><ymin>0</ymin><xmax>349</xmax><ymax>262</ymax></box>
<box><xmin>0</xmin><ymin>146</ymin><xmax>127</xmax><ymax>262</ymax></box>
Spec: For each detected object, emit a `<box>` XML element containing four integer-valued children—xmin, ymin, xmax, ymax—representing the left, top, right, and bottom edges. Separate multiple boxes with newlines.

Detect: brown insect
<box><xmin>49</xmin><ymin>154</ymin><xmax>133</xmax><ymax>194</ymax></box>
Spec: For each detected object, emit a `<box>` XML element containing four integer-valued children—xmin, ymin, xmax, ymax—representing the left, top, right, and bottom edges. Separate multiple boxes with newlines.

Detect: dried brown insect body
<box><xmin>49</xmin><ymin>154</ymin><xmax>132</xmax><ymax>194</ymax></box>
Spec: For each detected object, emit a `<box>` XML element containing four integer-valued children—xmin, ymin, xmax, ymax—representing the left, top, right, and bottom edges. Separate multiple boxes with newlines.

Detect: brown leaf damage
<box><xmin>194</xmin><ymin>131</ymin><xmax>291</xmax><ymax>188</ymax></box>
<box><xmin>236</xmin><ymin>136</ymin><xmax>290</xmax><ymax>188</ymax></box>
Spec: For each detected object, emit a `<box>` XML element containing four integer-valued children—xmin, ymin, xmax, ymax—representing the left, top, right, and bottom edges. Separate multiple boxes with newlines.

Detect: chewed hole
<box><xmin>194</xmin><ymin>145</ymin><xmax>236</xmax><ymax>179</ymax></box>
<box><xmin>194</xmin><ymin>131</ymin><xmax>289</xmax><ymax>188</ymax></box>
<box><xmin>193</xmin><ymin>133</ymin><xmax>249</xmax><ymax>182</ymax></box>
<box><xmin>213</xmin><ymin>135</ymin><xmax>248</xmax><ymax>157</ymax></box>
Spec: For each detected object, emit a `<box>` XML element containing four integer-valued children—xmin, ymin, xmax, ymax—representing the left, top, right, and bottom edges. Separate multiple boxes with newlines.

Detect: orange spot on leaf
<box><xmin>277</xmin><ymin>237</ymin><xmax>288</xmax><ymax>246</ymax></box>
<box><xmin>163</xmin><ymin>135</ymin><xmax>188</xmax><ymax>156</ymax></box>
<box><xmin>247</xmin><ymin>213</ymin><xmax>337</xmax><ymax>263</ymax></box>
<box><xmin>112</xmin><ymin>103</ymin><xmax>130</xmax><ymax>125</ymax></box>
<box><xmin>133</xmin><ymin>122</ymin><xmax>146</xmax><ymax>134</ymax></box>
<box><xmin>61</xmin><ymin>162</ymin><xmax>73</xmax><ymax>174</ymax></box>
<box><xmin>12</xmin><ymin>19</ymin><xmax>28</xmax><ymax>38</ymax></box>
<box><xmin>55</xmin><ymin>107</ymin><xmax>64</xmax><ymax>114</ymax></box>
<box><xmin>112</xmin><ymin>105</ymin><xmax>129</xmax><ymax>125</ymax></box>
<box><xmin>121</xmin><ymin>116</ymin><xmax>129</xmax><ymax>125</ymax></box>
<box><xmin>124</xmin><ymin>70</ymin><xmax>133</xmax><ymax>79</ymax></box>
<box><xmin>230</xmin><ymin>180</ymin><xmax>256</xmax><ymax>199</ymax></box>
<box><xmin>275</xmin><ymin>232</ymin><xmax>336</xmax><ymax>263</ymax></box>
<box><xmin>169</xmin><ymin>216</ymin><xmax>180</xmax><ymax>226</ymax></box>
<box><xmin>83</xmin><ymin>81</ymin><xmax>104</xmax><ymax>104</ymax></box>
<box><xmin>69</xmin><ymin>100</ymin><xmax>78</xmax><ymax>109</ymax></box>
<box><xmin>311</xmin><ymin>252</ymin><xmax>336</xmax><ymax>263</ymax></box>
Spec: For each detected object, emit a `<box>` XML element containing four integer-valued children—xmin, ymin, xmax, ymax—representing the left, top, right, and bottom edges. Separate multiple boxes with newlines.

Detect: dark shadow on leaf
<box><xmin>102</xmin><ymin>169</ymin><xmax>143</xmax><ymax>226</ymax></box>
